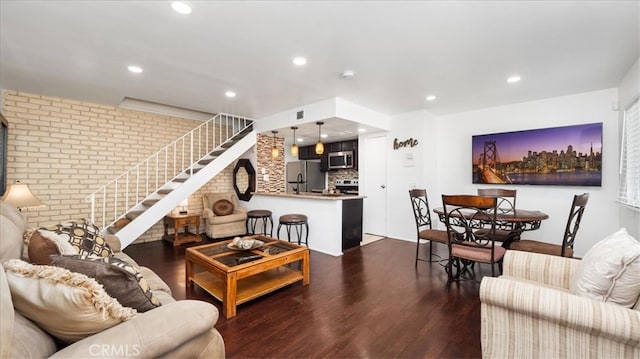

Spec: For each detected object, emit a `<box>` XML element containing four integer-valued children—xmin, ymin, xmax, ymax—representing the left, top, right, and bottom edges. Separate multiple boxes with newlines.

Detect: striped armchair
<box><xmin>480</xmin><ymin>250</ymin><xmax>640</xmax><ymax>358</ymax></box>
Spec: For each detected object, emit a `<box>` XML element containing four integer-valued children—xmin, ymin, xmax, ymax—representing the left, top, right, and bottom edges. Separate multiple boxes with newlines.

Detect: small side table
<box><xmin>163</xmin><ymin>214</ymin><xmax>202</xmax><ymax>246</ymax></box>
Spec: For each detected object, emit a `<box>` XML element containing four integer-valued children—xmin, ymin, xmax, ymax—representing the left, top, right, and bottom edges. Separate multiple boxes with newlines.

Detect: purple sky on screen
<box><xmin>472</xmin><ymin>123</ymin><xmax>602</xmax><ymax>164</ymax></box>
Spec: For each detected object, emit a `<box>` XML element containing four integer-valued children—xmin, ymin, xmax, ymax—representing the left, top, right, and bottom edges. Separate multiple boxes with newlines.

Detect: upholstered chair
<box><xmin>202</xmin><ymin>192</ymin><xmax>247</xmax><ymax>239</ymax></box>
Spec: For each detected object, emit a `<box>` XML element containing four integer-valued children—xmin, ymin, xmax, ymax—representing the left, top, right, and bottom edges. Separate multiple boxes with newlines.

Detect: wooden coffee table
<box><xmin>185</xmin><ymin>235</ymin><xmax>310</xmax><ymax>318</ymax></box>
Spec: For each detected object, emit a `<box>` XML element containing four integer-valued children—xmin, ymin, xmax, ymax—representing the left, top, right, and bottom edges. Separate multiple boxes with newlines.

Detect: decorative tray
<box><xmin>227</xmin><ymin>239</ymin><xmax>264</xmax><ymax>251</ymax></box>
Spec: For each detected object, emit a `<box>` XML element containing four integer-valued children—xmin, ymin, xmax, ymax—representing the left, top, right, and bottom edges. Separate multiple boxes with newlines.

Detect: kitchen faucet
<box><xmin>295</xmin><ymin>173</ymin><xmax>304</xmax><ymax>194</ymax></box>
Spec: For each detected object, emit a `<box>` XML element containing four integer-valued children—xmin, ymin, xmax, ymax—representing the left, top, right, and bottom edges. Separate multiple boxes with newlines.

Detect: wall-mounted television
<box><xmin>472</xmin><ymin>123</ymin><xmax>602</xmax><ymax>186</ymax></box>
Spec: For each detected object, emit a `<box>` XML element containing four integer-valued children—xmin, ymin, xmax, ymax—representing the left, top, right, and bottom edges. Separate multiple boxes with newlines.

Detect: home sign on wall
<box><xmin>393</xmin><ymin>137</ymin><xmax>419</xmax><ymax>150</ymax></box>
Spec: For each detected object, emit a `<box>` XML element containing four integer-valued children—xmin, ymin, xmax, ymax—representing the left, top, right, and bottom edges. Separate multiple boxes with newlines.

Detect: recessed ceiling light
<box><xmin>358</xmin><ymin>128</ymin><xmax>366</xmax><ymax>132</ymax></box>
<box><xmin>225</xmin><ymin>91</ymin><xmax>236</xmax><ymax>98</ymax></box>
<box><xmin>426</xmin><ymin>95</ymin><xmax>436</xmax><ymax>101</ymax></box>
<box><xmin>341</xmin><ymin>70</ymin><xmax>355</xmax><ymax>79</ymax></box>
<box><xmin>321</xmin><ymin>133</ymin><xmax>328</xmax><ymax>139</ymax></box>
<box><xmin>297</xmin><ymin>138</ymin><xmax>304</xmax><ymax>143</ymax></box>
<box><xmin>507</xmin><ymin>75</ymin><xmax>521</xmax><ymax>83</ymax></box>
<box><xmin>127</xmin><ymin>65</ymin><xmax>143</xmax><ymax>73</ymax></box>
<box><xmin>171</xmin><ymin>1</ymin><xmax>192</xmax><ymax>14</ymax></box>
<box><xmin>292</xmin><ymin>57</ymin><xmax>307</xmax><ymax>66</ymax></box>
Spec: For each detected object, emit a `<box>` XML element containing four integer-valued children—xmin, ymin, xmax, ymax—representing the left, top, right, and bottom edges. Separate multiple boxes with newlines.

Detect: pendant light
<box><xmin>315</xmin><ymin>121</ymin><xmax>324</xmax><ymax>155</ymax></box>
<box><xmin>271</xmin><ymin>130</ymin><xmax>279</xmax><ymax>158</ymax></box>
<box><xmin>290</xmin><ymin>126</ymin><xmax>299</xmax><ymax>157</ymax></box>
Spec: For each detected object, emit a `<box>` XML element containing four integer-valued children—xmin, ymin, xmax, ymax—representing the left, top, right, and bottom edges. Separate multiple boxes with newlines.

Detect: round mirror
<box><xmin>233</xmin><ymin>159</ymin><xmax>256</xmax><ymax>201</ymax></box>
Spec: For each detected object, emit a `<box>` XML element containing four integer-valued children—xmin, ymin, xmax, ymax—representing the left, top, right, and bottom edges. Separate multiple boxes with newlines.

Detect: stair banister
<box><xmin>85</xmin><ymin>113</ymin><xmax>254</xmax><ymax>232</ymax></box>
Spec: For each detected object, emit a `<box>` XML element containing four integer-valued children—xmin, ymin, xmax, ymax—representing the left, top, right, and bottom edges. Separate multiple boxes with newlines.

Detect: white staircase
<box><xmin>85</xmin><ymin>113</ymin><xmax>255</xmax><ymax>248</ymax></box>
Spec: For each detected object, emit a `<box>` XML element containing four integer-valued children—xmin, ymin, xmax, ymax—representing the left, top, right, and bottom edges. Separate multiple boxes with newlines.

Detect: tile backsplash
<box><xmin>328</xmin><ymin>168</ymin><xmax>359</xmax><ymax>189</ymax></box>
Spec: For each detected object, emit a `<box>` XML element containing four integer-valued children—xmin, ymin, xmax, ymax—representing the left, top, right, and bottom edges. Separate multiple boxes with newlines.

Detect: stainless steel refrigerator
<box><xmin>286</xmin><ymin>160</ymin><xmax>326</xmax><ymax>193</ymax></box>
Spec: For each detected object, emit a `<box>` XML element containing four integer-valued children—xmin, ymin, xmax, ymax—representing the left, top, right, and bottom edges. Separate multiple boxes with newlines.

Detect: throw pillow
<box><xmin>3</xmin><ymin>259</ymin><xmax>136</xmax><ymax>343</ymax></box>
<box><xmin>213</xmin><ymin>199</ymin><xmax>234</xmax><ymax>216</ymax></box>
<box><xmin>50</xmin><ymin>254</ymin><xmax>161</xmax><ymax>312</ymax></box>
<box><xmin>43</xmin><ymin>219</ymin><xmax>113</xmax><ymax>257</ymax></box>
<box><xmin>28</xmin><ymin>229</ymin><xmax>78</xmax><ymax>265</ymax></box>
<box><xmin>569</xmin><ymin>228</ymin><xmax>640</xmax><ymax>307</ymax></box>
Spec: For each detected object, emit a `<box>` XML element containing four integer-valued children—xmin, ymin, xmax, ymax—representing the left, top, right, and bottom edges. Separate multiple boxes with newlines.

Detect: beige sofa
<box><xmin>480</xmin><ymin>250</ymin><xmax>640</xmax><ymax>358</ymax></box>
<box><xmin>202</xmin><ymin>192</ymin><xmax>247</xmax><ymax>239</ymax></box>
<box><xmin>0</xmin><ymin>201</ymin><xmax>225</xmax><ymax>358</ymax></box>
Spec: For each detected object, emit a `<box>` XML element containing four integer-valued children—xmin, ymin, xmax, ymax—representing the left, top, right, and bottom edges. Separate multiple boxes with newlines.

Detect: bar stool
<box><xmin>246</xmin><ymin>209</ymin><xmax>273</xmax><ymax>236</ymax></box>
<box><xmin>277</xmin><ymin>214</ymin><xmax>308</xmax><ymax>246</ymax></box>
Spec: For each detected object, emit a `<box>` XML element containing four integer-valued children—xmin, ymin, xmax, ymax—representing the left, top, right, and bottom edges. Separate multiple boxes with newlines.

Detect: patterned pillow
<box><xmin>28</xmin><ymin>229</ymin><xmax>77</xmax><ymax>265</ymax></box>
<box><xmin>3</xmin><ymin>259</ymin><xmax>135</xmax><ymax>343</ymax></box>
<box><xmin>213</xmin><ymin>199</ymin><xmax>234</xmax><ymax>216</ymax></box>
<box><xmin>50</xmin><ymin>255</ymin><xmax>161</xmax><ymax>312</ymax></box>
<box><xmin>43</xmin><ymin>219</ymin><xmax>113</xmax><ymax>257</ymax></box>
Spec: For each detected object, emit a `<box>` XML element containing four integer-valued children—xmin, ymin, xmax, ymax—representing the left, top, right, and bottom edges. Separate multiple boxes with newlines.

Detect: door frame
<box><xmin>362</xmin><ymin>133</ymin><xmax>388</xmax><ymax>237</ymax></box>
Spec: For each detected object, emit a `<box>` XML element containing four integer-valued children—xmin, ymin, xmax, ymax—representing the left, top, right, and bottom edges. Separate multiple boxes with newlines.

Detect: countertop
<box><xmin>253</xmin><ymin>192</ymin><xmax>365</xmax><ymax>200</ymax></box>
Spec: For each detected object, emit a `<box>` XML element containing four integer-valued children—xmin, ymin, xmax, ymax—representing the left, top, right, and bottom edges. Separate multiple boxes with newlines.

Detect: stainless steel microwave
<box><xmin>328</xmin><ymin>151</ymin><xmax>354</xmax><ymax>169</ymax></box>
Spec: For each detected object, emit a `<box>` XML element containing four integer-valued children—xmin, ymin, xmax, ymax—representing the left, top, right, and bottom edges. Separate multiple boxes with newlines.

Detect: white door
<box><xmin>364</xmin><ymin>135</ymin><xmax>387</xmax><ymax>236</ymax></box>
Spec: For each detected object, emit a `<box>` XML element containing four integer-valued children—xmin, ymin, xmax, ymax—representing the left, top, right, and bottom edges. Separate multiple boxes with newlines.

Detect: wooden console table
<box><xmin>163</xmin><ymin>214</ymin><xmax>202</xmax><ymax>246</ymax></box>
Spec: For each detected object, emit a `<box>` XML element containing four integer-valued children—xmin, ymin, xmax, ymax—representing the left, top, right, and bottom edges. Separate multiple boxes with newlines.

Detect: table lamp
<box><xmin>1</xmin><ymin>182</ymin><xmax>45</xmax><ymax>211</ymax></box>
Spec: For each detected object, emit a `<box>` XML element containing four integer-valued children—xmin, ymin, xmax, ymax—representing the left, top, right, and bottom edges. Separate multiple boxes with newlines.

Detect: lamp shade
<box><xmin>271</xmin><ymin>130</ymin><xmax>279</xmax><ymax>158</ymax></box>
<box><xmin>1</xmin><ymin>183</ymin><xmax>45</xmax><ymax>210</ymax></box>
<box><xmin>315</xmin><ymin>121</ymin><xmax>324</xmax><ymax>155</ymax></box>
<box><xmin>290</xmin><ymin>126</ymin><xmax>299</xmax><ymax>157</ymax></box>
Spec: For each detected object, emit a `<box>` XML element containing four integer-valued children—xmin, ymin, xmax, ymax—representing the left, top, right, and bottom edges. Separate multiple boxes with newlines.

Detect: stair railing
<box><xmin>85</xmin><ymin>113</ymin><xmax>253</xmax><ymax>229</ymax></box>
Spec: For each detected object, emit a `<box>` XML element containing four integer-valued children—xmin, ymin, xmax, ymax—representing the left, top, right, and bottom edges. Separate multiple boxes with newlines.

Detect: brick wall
<box><xmin>255</xmin><ymin>133</ymin><xmax>285</xmax><ymax>193</ymax></box>
<box><xmin>2</xmin><ymin>90</ymin><xmax>235</xmax><ymax>244</ymax></box>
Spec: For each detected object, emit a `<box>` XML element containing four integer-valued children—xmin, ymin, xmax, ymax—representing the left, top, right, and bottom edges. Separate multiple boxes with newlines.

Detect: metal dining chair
<box><xmin>409</xmin><ymin>189</ymin><xmax>449</xmax><ymax>267</ymax></box>
<box><xmin>477</xmin><ymin>188</ymin><xmax>517</xmax><ymax>242</ymax></box>
<box><xmin>509</xmin><ymin>193</ymin><xmax>589</xmax><ymax>257</ymax></box>
<box><xmin>442</xmin><ymin>194</ymin><xmax>505</xmax><ymax>281</ymax></box>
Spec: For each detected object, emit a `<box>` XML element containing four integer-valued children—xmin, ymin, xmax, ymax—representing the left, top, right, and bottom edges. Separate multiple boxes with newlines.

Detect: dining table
<box><xmin>432</xmin><ymin>207</ymin><xmax>549</xmax><ymax>248</ymax></box>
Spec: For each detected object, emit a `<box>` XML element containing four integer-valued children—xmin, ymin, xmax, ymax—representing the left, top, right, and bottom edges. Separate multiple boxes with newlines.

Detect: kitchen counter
<box><xmin>253</xmin><ymin>191</ymin><xmax>365</xmax><ymax>200</ymax></box>
<box><xmin>245</xmin><ymin>192</ymin><xmax>364</xmax><ymax>256</ymax></box>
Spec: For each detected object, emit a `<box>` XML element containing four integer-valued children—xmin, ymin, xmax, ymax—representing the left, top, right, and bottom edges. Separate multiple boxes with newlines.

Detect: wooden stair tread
<box><xmin>126</xmin><ymin>211</ymin><xmax>144</xmax><ymax>220</ymax></box>
<box><xmin>158</xmin><ymin>189</ymin><xmax>173</xmax><ymax>194</ymax></box>
<box><xmin>142</xmin><ymin>199</ymin><xmax>160</xmax><ymax>207</ymax></box>
<box><xmin>199</xmin><ymin>158</ymin><xmax>215</xmax><ymax>165</ymax></box>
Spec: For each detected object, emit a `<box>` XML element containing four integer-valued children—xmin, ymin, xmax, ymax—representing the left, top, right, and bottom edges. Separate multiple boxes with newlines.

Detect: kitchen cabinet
<box><xmin>328</xmin><ymin>142</ymin><xmax>343</xmax><ymax>153</ymax></box>
<box><xmin>342</xmin><ymin>198</ymin><xmax>363</xmax><ymax>251</ymax></box>
<box><xmin>341</xmin><ymin>140</ymin><xmax>357</xmax><ymax>152</ymax></box>
<box><xmin>298</xmin><ymin>145</ymin><xmax>321</xmax><ymax>160</ymax></box>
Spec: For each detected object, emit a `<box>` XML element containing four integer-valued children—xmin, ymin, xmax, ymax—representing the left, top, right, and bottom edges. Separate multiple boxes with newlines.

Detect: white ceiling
<box><xmin>1</xmin><ymin>1</ymin><xmax>638</xmax><ymax>139</ymax></box>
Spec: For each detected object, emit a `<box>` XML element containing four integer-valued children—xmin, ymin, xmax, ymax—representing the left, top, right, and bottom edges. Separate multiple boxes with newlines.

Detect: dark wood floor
<box><xmin>124</xmin><ymin>238</ymin><xmax>491</xmax><ymax>358</ymax></box>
